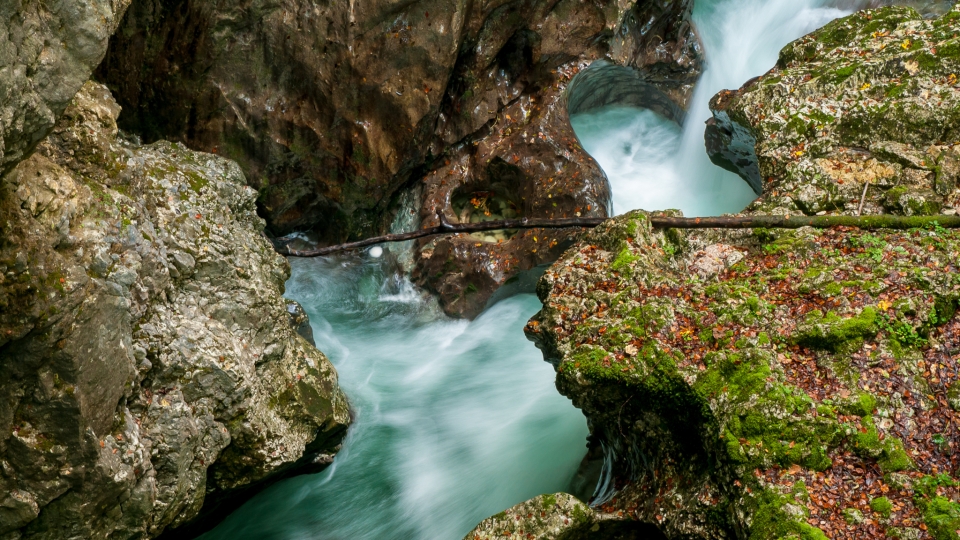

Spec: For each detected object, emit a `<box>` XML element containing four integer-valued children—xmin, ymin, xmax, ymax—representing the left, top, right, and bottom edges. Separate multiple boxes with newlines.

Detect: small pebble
<box><xmin>369</xmin><ymin>246</ymin><xmax>383</xmax><ymax>258</ymax></box>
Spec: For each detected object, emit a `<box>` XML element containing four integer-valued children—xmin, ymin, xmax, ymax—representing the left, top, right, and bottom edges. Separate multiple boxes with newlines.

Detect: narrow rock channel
<box><xmin>199</xmin><ymin>1</ymin><xmax>900</xmax><ymax>539</ymax></box>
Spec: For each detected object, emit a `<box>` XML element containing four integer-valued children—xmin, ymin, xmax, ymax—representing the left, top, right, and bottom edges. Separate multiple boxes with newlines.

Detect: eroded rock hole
<box><xmin>566</xmin><ymin>61</ymin><xmax>686</xmax><ymax>124</ymax></box>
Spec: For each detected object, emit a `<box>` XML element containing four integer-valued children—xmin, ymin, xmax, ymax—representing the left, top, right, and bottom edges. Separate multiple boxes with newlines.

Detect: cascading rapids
<box><xmin>200</xmin><ymin>1</ymin><xmax>881</xmax><ymax>539</ymax></box>
<box><xmin>200</xmin><ymin>256</ymin><xmax>589</xmax><ymax>540</ymax></box>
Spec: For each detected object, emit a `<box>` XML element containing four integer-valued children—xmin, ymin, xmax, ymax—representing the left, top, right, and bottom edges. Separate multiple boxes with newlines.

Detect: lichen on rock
<box><xmin>708</xmin><ymin>4</ymin><xmax>960</xmax><ymax>220</ymax></box>
<box><xmin>0</xmin><ymin>82</ymin><xmax>350</xmax><ymax>539</ymax></box>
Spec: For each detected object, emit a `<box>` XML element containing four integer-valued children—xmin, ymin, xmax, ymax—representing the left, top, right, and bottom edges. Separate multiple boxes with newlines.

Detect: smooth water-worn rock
<box><xmin>0</xmin><ymin>0</ymin><xmax>131</xmax><ymax>177</ymax></box>
<box><xmin>96</xmin><ymin>0</ymin><xmax>703</xmax><ymax>317</ymax></box>
<box><xmin>0</xmin><ymin>82</ymin><xmax>350</xmax><ymax>539</ymax></box>
<box><xmin>708</xmin><ymin>4</ymin><xmax>960</xmax><ymax>217</ymax></box>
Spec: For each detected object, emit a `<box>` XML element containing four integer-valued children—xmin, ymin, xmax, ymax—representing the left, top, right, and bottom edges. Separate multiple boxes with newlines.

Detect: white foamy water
<box><xmin>202</xmin><ymin>1</ymin><xmax>863</xmax><ymax>539</ymax></box>
<box><xmin>572</xmin><ymin>0</ymin><xmax>851</xmax><ymax>217</ymax></box>
<box><xmin>201</xmin><ymin>256</ymin><xmax>588</xmax><ymax>540</ymax></box>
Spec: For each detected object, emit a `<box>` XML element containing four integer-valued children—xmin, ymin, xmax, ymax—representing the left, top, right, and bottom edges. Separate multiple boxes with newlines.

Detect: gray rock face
<box><xmin>0</xmin><ymin>82</ymin><xmax>350</xmax><ymax>539</ymax></box>
<box><xmin>0</xmin><ymin>0</ymin><xmax>131</xmax><ymax>177</ymax></box>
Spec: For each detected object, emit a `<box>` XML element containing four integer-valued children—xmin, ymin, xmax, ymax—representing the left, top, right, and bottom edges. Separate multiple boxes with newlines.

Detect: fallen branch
<box><xmin>277</xmin><ymin>213</ymin><xmax>960</xmax><ymax>257</ymax></box>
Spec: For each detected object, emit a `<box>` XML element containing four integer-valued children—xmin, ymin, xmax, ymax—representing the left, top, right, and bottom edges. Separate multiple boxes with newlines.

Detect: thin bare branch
<box><xmin>277</xmin><ymin>213</ymin><xmax>960</xmax><ymax>257</ymax></box>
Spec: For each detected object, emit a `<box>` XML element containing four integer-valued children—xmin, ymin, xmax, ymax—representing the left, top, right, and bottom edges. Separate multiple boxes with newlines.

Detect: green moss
<box><xmin>879</xmin><ymin>438</ymin><xmax>913</xmax><ymax>472</ymax></box>
<box><xmin>793</xmin><ymin>307</ymin><xmax>878</xmax><ymax>352</ymax></box>
<box><xmin>870</xmin><ymin>496</ymin><xmax>893</xmax><ymax>518</ymax></box>
<box><xmin>541</xmin><ymin>493</ymin><xmax>557</xmax><ymax>509</ymax></box>
<box><xmin>570</xmin><ymin>502</ymin><xmax>592</xmax><ymax>525</ymax></box>
<box><xmin>924</xmin><ymin>497</ymin><xmax>960</xmax><ymax>540</ymax></box>
<box><xmin>611</xmin><ymin>248</ymin><xmax>639</xmax><ymax>274</ymax></box>
<box><xmin>832</xmin><ymin>65</ymin><xmax>857</xmax><ymax>84</ymax></box>
<box><xmin>749</xmin><ymin>489</ymin><xmax>828</xmax><ymax>540</ymax></box>
<box><xmin>840</xmin><ymin>392</ymin><xmax>877</xmax><ymax>417</ymax></box>
<box><xmin>850</xmin><ymin>415</ymin><xmax>911</xmax><ymax>472</ymax></box>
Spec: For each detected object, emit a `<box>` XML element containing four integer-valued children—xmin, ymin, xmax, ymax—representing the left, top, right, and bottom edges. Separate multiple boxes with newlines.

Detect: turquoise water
<box><xmin>201</xmin><ymin>256</ymin><xmax>589</xmax><ymax>540</ymax></box>
<box><xmin>202</xmin><ymin>1</ymin><xmax>866</xmax><ymax>539</ymax></box>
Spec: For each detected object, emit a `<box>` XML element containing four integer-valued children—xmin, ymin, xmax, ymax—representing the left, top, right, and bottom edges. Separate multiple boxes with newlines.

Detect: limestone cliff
<box><xmin>0</xmin><ymin>82</ymin><xmax>350</xmax><ymax>539</ymax></box>
<box><xmin>1</xmin><ymin>0</ymin><xmax>130</xmax><ymax>176</ymax></box>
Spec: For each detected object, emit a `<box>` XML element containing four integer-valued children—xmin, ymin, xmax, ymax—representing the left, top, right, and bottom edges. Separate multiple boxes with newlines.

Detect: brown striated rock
<box><xmin>412</xmin><ymin>61</ymin><xmax>611</xmax><ymax>319</ymax></box>
<box><xmin>96</xmin><ymin>0</ymin><xmax>704</xmax><ymax>316</ymax></box>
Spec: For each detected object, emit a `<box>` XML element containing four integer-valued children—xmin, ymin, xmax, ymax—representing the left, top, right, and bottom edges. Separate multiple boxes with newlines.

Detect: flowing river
<box><xmin>201</xmin><ymin>0</ymin><xmax>870</xmax><ymax>538</ymax></box>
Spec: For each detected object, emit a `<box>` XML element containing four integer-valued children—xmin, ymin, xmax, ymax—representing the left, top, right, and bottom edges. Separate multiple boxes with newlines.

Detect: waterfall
<box><xmin>571</xmin><ymin>0</ymin><xmax>851</xmax><ymax>218</ymax></box>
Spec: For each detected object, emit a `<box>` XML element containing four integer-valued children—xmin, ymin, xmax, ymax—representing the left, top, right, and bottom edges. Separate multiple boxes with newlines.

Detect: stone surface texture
<box><xmin>95</xmin><ymin>0</ymin><xmax>704</xmax><ymax>318</ymax></box>
<box><xmin>0</xmin><ymin>82</ymin><xmax>350</xmax><ymax>539</ymax></box>
<box><xmin>0</xmin><ymin>0</ymin><xmax>131</xmax><ymax>177</ymax></box>
<box><xmin>464</xmin><ymin>493</ymin><xmax>669</xmax><ymax>540</ymax></box>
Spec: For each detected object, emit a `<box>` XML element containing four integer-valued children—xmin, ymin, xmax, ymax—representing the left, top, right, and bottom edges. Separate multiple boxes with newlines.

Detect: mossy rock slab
<box><xmin>520</xmin><ymin>211</ymin><xmax>960</xmax><ymax>539</ymax></box>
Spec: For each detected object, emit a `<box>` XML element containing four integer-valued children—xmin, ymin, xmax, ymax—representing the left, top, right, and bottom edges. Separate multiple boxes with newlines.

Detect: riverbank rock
<box><xmin>0</xmin><ymin>0</ymin><xmax>131</xmax><ymax>177</ymax></box>
<box><xmin>0</xmin><ymin>82</ymin><xmax>350</xmax><ymax>539</ymax></box>
<box><xmin>464</xmin><ymin>493</ymin><xmax>668</xmax><ymax>540</ymax></box>
<box><xmin>95</xmin><ymin>0</ymin><xmax>703</xmax><ymax>317</ymax></box>
<box><xmin>521</xmin><ymin>210</ymin><xmax>960</xmax><ymax>539</ymax></box>
<box><xmin>707</xmin><ymin>5</ymin><xmax>960</xmax><ymax>216</ymax></box>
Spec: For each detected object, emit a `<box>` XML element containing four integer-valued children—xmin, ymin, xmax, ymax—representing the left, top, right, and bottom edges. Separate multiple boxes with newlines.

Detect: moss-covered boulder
<box><xmin>0</xmin><ymin>82</ymin><xmax>351</xmax><ymax>539</ymax></box>
<box><xmin>517</xmin><ymin>210</ymin><xmax>960</xmax><ymax>539</ymax></box>
<box><xmin>708</xmin><ymin>5</ymin><xmax>960</xmax><ymax>219</ymax></box>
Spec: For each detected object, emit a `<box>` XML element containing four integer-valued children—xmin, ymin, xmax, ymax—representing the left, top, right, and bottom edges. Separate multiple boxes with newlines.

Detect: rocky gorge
<box><xmin>92</xmin><ymin>0</ymin><xmax>706</xmax><ymax>318</ymax></box>
<box><xmin>5</xmin><ymin>0</ymin><xmax>960</xmax><ymax>539</ymax></box>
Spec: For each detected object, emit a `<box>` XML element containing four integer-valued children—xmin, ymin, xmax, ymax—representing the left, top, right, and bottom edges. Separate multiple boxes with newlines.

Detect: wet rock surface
<box><xmin>0</xmin><ymin>0</ymin><xmax>131</xmax><ymax>177</ymax></box>
<box><xmin>707</xmin><ymin>5</ymin><xmax>960</xmax><ymax>219</ymax></box>
<box><xmin>0</xmin><ymin>82</ymin><xmax>350</xmax><ymax>539</ymax></box>
<box><xmin>412</xmin><ymin>61</ymin><xmax>611</xmax><ymax>319</ymax></box>
<box><xmin>96</xmin><ymin>0</ymin><xmax>704</xmax><ymax>317</ymax></box>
